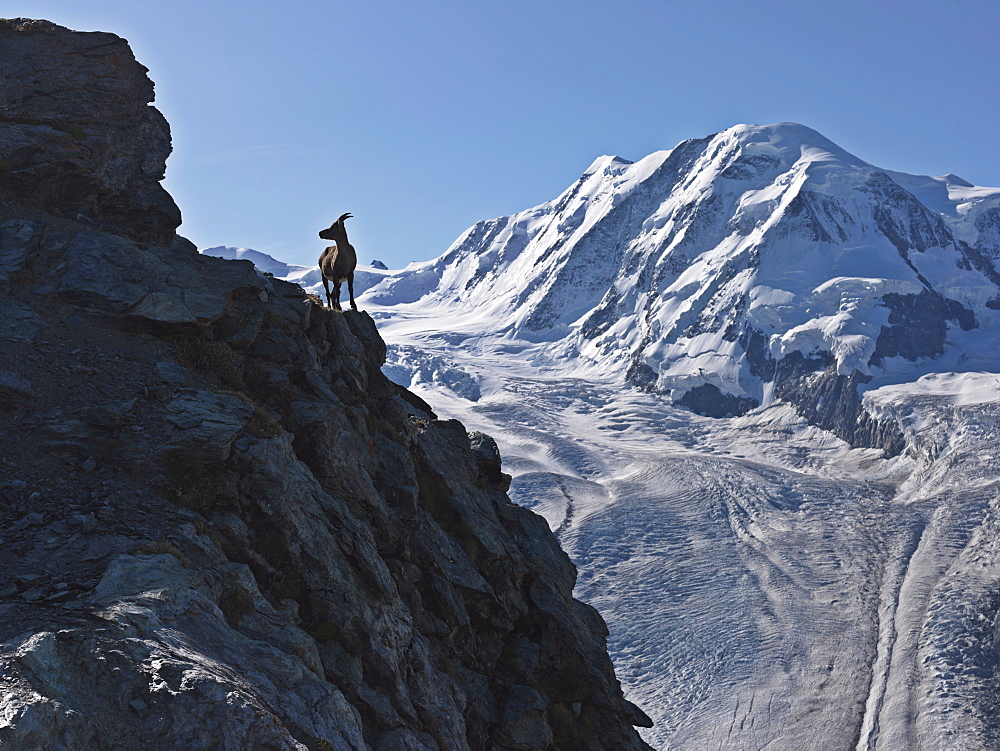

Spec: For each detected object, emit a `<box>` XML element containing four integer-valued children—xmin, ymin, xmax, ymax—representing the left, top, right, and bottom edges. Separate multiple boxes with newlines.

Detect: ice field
<box><xmin>371</xmin><ymin>316</ymin><xmax>1000</xmax><ymax>749</ymax></box>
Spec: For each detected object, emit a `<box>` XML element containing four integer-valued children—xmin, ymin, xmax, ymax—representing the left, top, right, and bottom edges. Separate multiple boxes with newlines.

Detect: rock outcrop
<box><xmin>0</xmin><ymin>20</ymin><xmax>651</xmax><ymax>751</ymax></box>
<box><xmin>0</xmin><ymin>19</ymin><xmax>180</xmax><ymax>246</ymax></box>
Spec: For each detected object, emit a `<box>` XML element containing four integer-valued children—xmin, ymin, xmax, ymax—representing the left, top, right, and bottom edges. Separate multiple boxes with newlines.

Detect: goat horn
<box><xmin>338</xmin><ymin>212</ymin><xmax>353</xmax><ymax>223</ymax></box>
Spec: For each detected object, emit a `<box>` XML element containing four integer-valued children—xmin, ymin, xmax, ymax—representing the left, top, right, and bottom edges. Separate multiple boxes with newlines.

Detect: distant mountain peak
<box><xmin>199</xmin><ymin>246</ymin><xmax>309</xmax><ymax>278</ymax></box>
<box><xmin>584</xmin><ymin>154</ymin><xmax>636</xmax><ymax>173</ymax></box>
<box><xmin>940</xmin><ymin>173</ymin><xmax>975</xmax><ymax>187</ymax></box>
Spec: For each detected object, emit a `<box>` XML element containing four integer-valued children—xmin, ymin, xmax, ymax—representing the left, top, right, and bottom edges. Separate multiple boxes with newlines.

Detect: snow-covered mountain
<box><xmin>362</xmin><ymin>123</ymin><xmax>1000</xmax><ymax>453</ymax></box>
<box><xmin>200</xmin><ymin>245</ymin><xmax>312</xmax><ymax>277</ymax></box>
<box><xmin>220</xmin><ymin>124</ymin><xmax>1000</xmax><ymax>749</ymax></box>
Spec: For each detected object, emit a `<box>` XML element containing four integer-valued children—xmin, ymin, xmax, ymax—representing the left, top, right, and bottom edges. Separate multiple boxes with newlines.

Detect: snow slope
<box><xmin>366</xmin><ymin>342</ymin><xmax>1000</xmax><ymax>750</ymax></box>
<box><xmin>227</xmin><ymin>123</ymin><xmax>1000</xmax><ymax>749</ymax></box>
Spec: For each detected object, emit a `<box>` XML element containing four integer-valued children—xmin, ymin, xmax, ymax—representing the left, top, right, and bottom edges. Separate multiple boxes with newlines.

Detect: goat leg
<box><xmin>322</xmin><ymin>276</ymin><xmax>334</xmax><ymax>309</ymax></box>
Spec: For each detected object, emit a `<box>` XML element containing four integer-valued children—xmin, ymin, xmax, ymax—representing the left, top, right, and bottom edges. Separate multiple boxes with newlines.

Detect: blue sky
<box><xmin>11</xmin><ymin>0</ymin><xmax>1000</xmax><ymax>269</ymax></box>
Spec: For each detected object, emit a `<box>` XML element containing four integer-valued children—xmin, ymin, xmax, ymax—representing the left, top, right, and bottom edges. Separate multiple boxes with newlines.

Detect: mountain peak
<box><xmin>200</xmin><ymin>245</ymin><xmax>310</xmax><ymax>278</ymax></box>
<box><xmin>940</xmin><ymin>172</ymin><xmax>975</xmax><ymax>187</ymax></box>
<box><xmin>715</xmin><ymin>122</ymin><xmax>873</xmax><ymax>171</ymax></box>
<box><xmin>583</xmin><ymin>154</ymin><xmax>635</xmax><ymax>174</ymax></box>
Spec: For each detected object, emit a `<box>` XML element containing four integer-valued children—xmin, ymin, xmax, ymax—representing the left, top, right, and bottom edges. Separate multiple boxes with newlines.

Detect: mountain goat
<box><xmin>318</xmin><ymin>212</ymin><xmax>358</xmax><ymax>311</ymax></box>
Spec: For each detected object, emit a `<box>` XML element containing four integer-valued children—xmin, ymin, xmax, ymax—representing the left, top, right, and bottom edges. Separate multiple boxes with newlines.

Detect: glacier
<box><xmin>210</xmin><ymin>122</ymin><xmax>1000</xmax><ymax>749</ymax></box>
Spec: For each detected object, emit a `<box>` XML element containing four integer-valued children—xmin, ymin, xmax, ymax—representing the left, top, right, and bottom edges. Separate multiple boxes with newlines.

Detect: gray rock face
<box><xmin>0</xmin><ymin>298</ymin><xmax>40</xmax><ymax>341</ymax></box>
<box><xmin>53</xmin><ymin>231</ymin><xmax>267</xmax><ymax>323</ymax></box>
<box><xmin>677</xmin><ymin>383</ymin><xmax>758</xmax><ymax>419</ymax></box>
<box><xmin>159</xmin><ymin>390</ymin><xmax>254</xmax><ymax>461</ymax></box>
<box><xmin>974</xmin><ymin>207</ymin><xmax>1000</xmax><ymax>259</ymax></box>
<box><xmin>726</xmin><ymin>329</ymin><xmax>907</xmax><ymax>455</ymax></box>
<box><xmin>869</xmin><ymin>289</ymin><xmax>976</xmax><ymax>365</ymax></box>
<box><xmin>0</xmin><ymin>19</ymin><xmax>651</xmax><ymax>751</ymax></box>
<box><xmin>773</xmin><ymin>352</ymin><xmax>905</xmax><ymax>456</ymax></box>
<box><xmin>0</xmin><ymin>19</ymin><xmax>180</xmax><ymax>246</ymax></box>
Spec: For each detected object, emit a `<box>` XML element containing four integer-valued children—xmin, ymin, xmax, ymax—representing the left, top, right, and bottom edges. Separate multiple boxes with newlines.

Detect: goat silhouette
<box><xmin>318</xmin><ymin>212</ymin><xmax>358</xmax><ymax>311</ymax></box>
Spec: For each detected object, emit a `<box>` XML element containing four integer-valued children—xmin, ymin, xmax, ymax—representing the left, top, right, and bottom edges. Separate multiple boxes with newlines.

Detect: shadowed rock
<box><xmin>0</xmin><ymin>19</ymin><xmax>180</xmax><ymax>246</ymax></box>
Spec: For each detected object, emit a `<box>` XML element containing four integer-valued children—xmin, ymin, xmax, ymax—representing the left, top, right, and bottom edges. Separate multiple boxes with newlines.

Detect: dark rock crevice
<box><xmin>661</xmin><ymin>325</ymin><xmax>906</xmax><ymax>455</ymax></box>
<box><xmin>772</xmin><ymin>351</ymin><xmax>905</xmax><ymax>456</ymax></box>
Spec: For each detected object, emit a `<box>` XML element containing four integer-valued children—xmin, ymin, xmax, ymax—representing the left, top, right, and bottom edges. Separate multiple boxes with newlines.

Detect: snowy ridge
<box><xmin>882</xmin><ymin>171</ymin><xmax>1000</xmax><ymax>247</ymax></box>
<box><xmin>200</xmin><ymin>245</ymin><xmax>313</xmax><ymax>278</ymax></box>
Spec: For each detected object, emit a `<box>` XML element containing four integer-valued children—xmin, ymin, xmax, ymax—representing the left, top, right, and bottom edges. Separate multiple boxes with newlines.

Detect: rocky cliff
<box><xmin>0</xmin><ymin>19</ymin><xmax>651</xmax><ymax>750</ymax></box>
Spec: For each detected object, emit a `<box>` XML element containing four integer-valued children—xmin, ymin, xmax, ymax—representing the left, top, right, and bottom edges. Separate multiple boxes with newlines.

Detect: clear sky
<box><xmin>10</xmin><ymin>0</ymin><xmax>1000</xmax><ymax>269</ymax></box>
